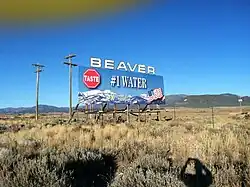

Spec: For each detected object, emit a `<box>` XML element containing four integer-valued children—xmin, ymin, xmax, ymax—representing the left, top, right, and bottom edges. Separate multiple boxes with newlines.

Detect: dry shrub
<box><xmin>110</xmin><ymin>154</ymin><xmax>184</xmax><ymax>187</ymax></box>
<box><xmin>117</xmin><ymin>140</ymin><xmax>149</xmax><ymax>164</ymax></box>
<box><xmin>0</xmin><ymin>109</ymin><xmax>250</xmax><ymax>187</ymax></box>
<box><xmin>0</xmin><ymin>147</ymin><xmax>118</xmax><ymax>187</ymax></box>
<box><xmin>0</xmin><ymin>150</ymin><xmax>64</xmax><ymax>187</ymax></box>
<box><xmin>131</xmin><ymin>153</ymin><xmax>175</xmax><ymax>174</ymax></box>
<box><xmin>110</xmin><ymin>167</ymin><xmax>184</xmax><ymax>187</ymax></box>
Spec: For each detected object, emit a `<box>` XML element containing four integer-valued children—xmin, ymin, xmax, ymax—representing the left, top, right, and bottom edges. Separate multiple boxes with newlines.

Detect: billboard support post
<box><xmin>102</xmin><ymin>112</ymin><xmax>104</xmax><ymax>126</ymax></box>
<box><xmin>148</xmin><ymin>105</ymin><xmax>151</xmax><ymax>122</ymax></box>
<box><xmin>100</xmin><ymin>103</ymin><xmax>104</xmax><ymax>126</ymax></box>
<box><xmin>113</xmin><ymin>104</ymin><xmax>117</xmax><ymax>124</ymax></box>
<box><xmin>138</xmin><ymin>104</ymin><xmax>141</xmax><ymax>122</ymax></box>
<box><xmin>86</xmin><ymin>104</ymin><xmax>89</xmax><ymax>120</ymax></box>
<box><xmin>101</xmin><ymin>103</ymin><xmax>104</xmax><ymax>126</ymax></box>
<box><xmin>77</xmin><ymin>109</ymin><xmax>79</xmax><ymax>121</ymax></box>
<box><xmin>90</xmin><ymin>104</ymin><xmax>93</xmax><ymax>119</ymax></box>
<box><xmin>126</xmin><ymin>104</ymin><xmax>130</xmax><ymax>124</ymax></box>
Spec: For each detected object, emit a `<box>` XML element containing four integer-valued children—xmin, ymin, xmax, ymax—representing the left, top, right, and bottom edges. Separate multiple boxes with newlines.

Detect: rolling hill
<box><xmin>0</xmin><ymin>94</ymin><xmax>249</xmax><ymax>114</ymax></box>
<box><xmin>0</xmin><ymin>105</ymin><xmax>68</xmax><ymax>114</ymax></box>
<box><xmin>166</xmin><ymin>93</ymin><xmax>250</xmax><ymax>108</ymax></box>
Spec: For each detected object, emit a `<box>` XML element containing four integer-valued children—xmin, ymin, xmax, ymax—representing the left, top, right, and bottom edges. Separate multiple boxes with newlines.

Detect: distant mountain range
<box><xmin>0</xmin><ymin>105</ymin><xmax>68</xmax><ymax>114</ymax></box>
<box><xmin>0</xmin><ymin>94</ymin><xmax>249</xmax><ymax>114</ymax></box>
<box><xmin>166</xmin><ymin>93</ymin><xmax>250</xmax><ymax>108</ymax></box>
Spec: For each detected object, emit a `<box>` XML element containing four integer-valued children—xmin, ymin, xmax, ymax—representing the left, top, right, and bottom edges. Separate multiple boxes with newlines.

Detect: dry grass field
<box><xmin>0</xmin><ymin>107</ymin><xmax>250</xmax><ymax>187</ymax></box>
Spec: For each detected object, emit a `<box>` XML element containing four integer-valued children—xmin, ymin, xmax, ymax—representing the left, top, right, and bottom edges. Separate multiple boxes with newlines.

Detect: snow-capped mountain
<box><xmin>78</xmin><ymin>90</ymin><xmax>151</xmax><ymax>105</ymax></box>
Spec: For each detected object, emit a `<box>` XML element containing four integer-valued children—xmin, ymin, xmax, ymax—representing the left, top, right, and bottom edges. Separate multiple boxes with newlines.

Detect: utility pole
<box><xmin>64</xmin><ymin>54</ymin><xmax>77</xmax><ymax>120</ymax></box>
<box><xmin>173</xmin><ymin>102</ymin><xmax>176</xmax><ymax>120</ymax></box>
<box><xmin>32</xmin><ymin>63</ymin><xmax>45</xmax><ymax>121</ymax></box>
<box><xmin>211</xmin><ymin>96</ymin><xmax>216</xmax><ymax>128</ymax></box>
<box><xmin>206</xmin><ymin>96</ymin><xmax>216</xmax><ymax>128</ymax></box>
<box><xmin>238</xmin><ymin>98</ymin><xmax>243</xmax><ymax>114</ymax></box>
<box><xmin>211</xmin><ymin>105</ymin><xmax>215</xmax><ymax>128</ymax></box>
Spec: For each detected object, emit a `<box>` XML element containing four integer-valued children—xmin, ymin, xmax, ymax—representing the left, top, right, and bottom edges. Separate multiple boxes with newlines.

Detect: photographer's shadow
<box><xmin>179</xmin><ymin>158</ymin><xmax>213</xmax><ymax>187</ymax></box>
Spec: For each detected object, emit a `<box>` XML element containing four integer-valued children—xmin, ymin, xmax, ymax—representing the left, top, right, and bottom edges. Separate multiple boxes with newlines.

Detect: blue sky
<box><xmin>0</xmin><ymin>0</ymin><xmax>249</xmax><ymax>108</ymax></box>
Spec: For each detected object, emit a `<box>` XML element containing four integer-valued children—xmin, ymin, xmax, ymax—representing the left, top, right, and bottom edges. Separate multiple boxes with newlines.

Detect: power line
<box><xmin>64</xmin><ymin>54</ymin><xmax>77</xmax><ymax>121</ymax></box>
<box><xmin>32</xmin><ymin>63</ymin><xmax>45</xmax><ymax>120</ymax></box>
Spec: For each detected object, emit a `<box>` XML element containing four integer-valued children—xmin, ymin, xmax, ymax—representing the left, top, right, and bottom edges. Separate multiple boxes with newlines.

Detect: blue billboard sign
<box><xmin>78</xmin><ymin>64</ymin><xmax>165</xmax><ymax>105</ymax></box>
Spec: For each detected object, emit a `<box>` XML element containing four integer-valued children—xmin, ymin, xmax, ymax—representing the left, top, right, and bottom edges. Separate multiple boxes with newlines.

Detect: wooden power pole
<box><xmin>64</xmin><ymin>54</ymin><xmax>77</xmax><ymax>120</ymax></box>
<box><xmin>32</xmin><ymin>63</ymin><xmax>45</xmax><ymax>121</ymax></box>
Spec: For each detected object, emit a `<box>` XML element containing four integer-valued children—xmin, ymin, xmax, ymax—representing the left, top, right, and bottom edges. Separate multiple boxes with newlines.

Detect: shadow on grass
<box><xmin>0</xmin><ymin>149</ymin><xmax>118</xmax><ymax>187</ymax></box>
<box><xmin>180</xmin><ymin>158</ymin><xmax>213</xmax><ymax>187</ymax></box>
<box><xmin>62</xmin><ymin>153</ymin><xmax>118</xmax><ymax>187</ymax></box>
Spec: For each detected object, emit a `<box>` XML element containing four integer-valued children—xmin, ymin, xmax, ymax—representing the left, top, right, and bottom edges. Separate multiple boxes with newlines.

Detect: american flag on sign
<box><xmin>147</xmin><ymin>88</ymin><xmax>164</xmax><ymax>103</ymax></box>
